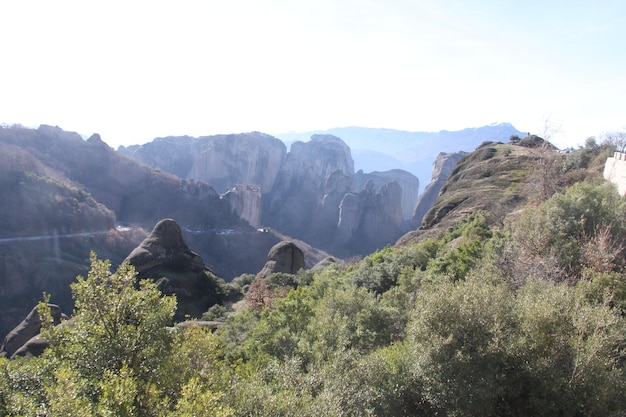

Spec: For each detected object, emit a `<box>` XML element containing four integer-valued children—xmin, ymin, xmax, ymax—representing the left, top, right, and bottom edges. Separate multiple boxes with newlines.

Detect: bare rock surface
<box><xmin>256</xmin><ymin>241</ymin><xmax>305</xmax><ymax>279</ymax></box>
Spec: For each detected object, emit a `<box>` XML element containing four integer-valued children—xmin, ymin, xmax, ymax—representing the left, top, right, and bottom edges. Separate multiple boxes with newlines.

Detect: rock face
<box><xmin>412</xmin><ymin>152</ymin><xmax>467</xmax><ymax>227</ymax></box>
<box><xmin>353</xmin><ymin>169</ymin><xmax>419</xmax><ymax>220</ymax></box>
<box><xmin>1</xmin><ymin>304</ymin><xmax>64</xmax><ymax>359</ymax></box>
<box><xmin>222</xmin><ymin>184</ymin><xmax>263</xmax><ymax>228</ymax></box>
<box><xmin>124</xmin><ymin>219</ymin><xmax>223</xmax><ymax>320</ymax></box>
<box><xmin>335</xmin><ymin>181</ymin><xmax>404</xmax><ymax>255</ymax></box>
<box><xmin>121</xmin><ymin>132</ymin><xmax>417</xmax><ymax>258</ymax></box>
<box><xmin>265</xmin><ymin>134</ymin><xmax>355</xmax><ymax>237</ymax></box>
<box><xmin>256</xmin><ymin>241</ymin><xmax>305</xmax><ymax>279</ymax></box>
<box><xmin>187</xmin><ymin>133</ymin><xmax>287</xmax><ymax>193</ymax></box>
<box><xmin>120</xmin><ymin>132</ymin><xmax>286</xmax><ymax>230</ymax></box>
<box><xmin>121</xmin><ymin>132</ymin><xmax>287</xmax><ymax>195</ymax></box>
<box><xmin>124</xmin><ymin>219</ymin><xmax>208</xmax><ymax>274</ymax></box>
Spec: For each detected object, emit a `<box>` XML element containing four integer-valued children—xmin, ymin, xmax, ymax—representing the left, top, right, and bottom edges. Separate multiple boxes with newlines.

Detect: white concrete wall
<box><xmin>603</xmin><ymin>152</ymin><xmax>626</xmax><ymax>196</ymax></box>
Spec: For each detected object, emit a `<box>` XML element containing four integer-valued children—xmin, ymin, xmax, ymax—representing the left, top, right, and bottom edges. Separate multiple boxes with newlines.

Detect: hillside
<box><xmin>0</xmin><ymin>125</ymin><xmax>331</xmax><ymax>338</ymax></box>
<box><xmin>399</xmin><ymin>141</ymin><xmax>539</xmax><ymax>243</ymax></box>
<box><xmin>3</xmin><ymin>136</ymin><xmax>626</xmax><ymax>416</ymax></box>
<box><xmin>399</xmin><ymin>136</ymin><xmax>613</xmax><ymax>245</ymax></box>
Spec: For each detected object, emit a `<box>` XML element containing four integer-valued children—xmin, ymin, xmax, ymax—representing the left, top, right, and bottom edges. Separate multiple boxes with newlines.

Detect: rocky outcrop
<box><xmin>307</xmin><ymin>170</ymin><xmax>353</xmax><ymax>247</ymax></box>
<box><xmin>1</xmin><ymin>304</ymin><xmax>65</xmax><ymax>359</ymax></box>
<box><xmin>222</xmin><ymin>183</ymin><xmax>263</xmax><ymax>228</ymax></box>
<box><xmin>334</xmin><ymin>180</ymin><xmax>403</xmax><ymax>255</ymax></box>
<box><xmin>120</xmin><ymin>132</ymin><xmax>287</xmax><ymax>195</ymax></box>
<box><xmin>124</xmin><ymin>219</ymin><xmax>224</xmax><ymax>320</ymax></box>
<box><xmin>353</xmin><ymin>169</ymin><xmax>419</xmax><ymax>220</ymax></box>
<box><xmin>120</xmin><ymin>131</ymin><xmax>425</xmax><ymax>258</ymax></box>
<box><xmin>263</xmin><ymin>135</ymin><xmax>409</xmax><ymax>256</ymax></box>
<box><xmin>119</xmin><ymin>136</ymin><xmax>196</xmax><ymax>179</ymax></box>
<box><xmin>187</xmin><ymin>133</ymin><xmax>286</xmax><ymax>193</ymax></box>
<box><xmin>119</xmin><ymin>133</ymin><xmax>286</xmax><ymax>228</ymax></box>
<box><xmin>412</xmin><ymin>152</ymin><xmax>466</xmax><ymax>227</ymax></box>
<box><xmin>265</xmin><ymin>135</ymin><xmax>355</xmax><ymax>238</ymax></box>
<box><xmin>124</xmin><ymin>219</ymin><xmax>208</xmax><ymax>274</ymax></box>
<box><xmin>12</xmin><ymin>335</ymin><xmax>53</xmax><ymax>358</ymax></box>
<box><xmin>256</xmin><ymin>241</ymin><xmax>305</xmax><ymax>279</ymax></box>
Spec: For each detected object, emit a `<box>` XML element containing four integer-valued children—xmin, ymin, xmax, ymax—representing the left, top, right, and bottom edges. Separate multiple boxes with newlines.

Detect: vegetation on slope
<box><xmin>2</xmin><ymin>139</ymin><xmax>626</xmax><ymax>416</ymax></box>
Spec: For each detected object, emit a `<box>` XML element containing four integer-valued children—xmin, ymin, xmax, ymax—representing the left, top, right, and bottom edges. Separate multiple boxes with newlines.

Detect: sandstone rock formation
<box><xmin>353</xmin><ymin>169</ymin><xmax>419</xmax><ymax>220</ymax></box>
<box><xmin>1</xmin><ymin>304</ymin><xmax>65</xmax><ymax>359</ymax></box>
<box><xmin>312</xmin><ymin>256</ymin><xmax>339</xmax><ymax>270</ymax></box>
<box><xmin>412</xmin><ymin>152</ymin><xmax>467</xmax><ymax>227</ymax></box>
<box><xmin>187</xmin><ymin>133</ymin><xmax>286</xmax><ymax>193</ymax></box>
<box><xmin>124</xmin><ymin>219</ymin><xmax>208</xmax><ymax>274</ymax></box>
<box><xmin>256</xmin><ymin>241</ymin><xmax>305</xmax><ymax>279</ymax></box>
<box><xmin>124</xmin><ymin>219</ymin><xmax>224</xmax><ymax>320</ymax></box>
<box><xmin>265</xmin><ymin>134</ymin><xmax>355</xmax><ymax>238</ymax></box>
<box><xmin>119</xmin><ymin>136</ymin><xmax>196</xmax><ymax>179</ymax></box>
<box><xmin>222</xmin><ymin>183</ymin><xmax>262</xmax><ymax>228</ymax></box>
<box><xmin>307</xmin><ymin>170</ymin><xmax>353</xmax><ymax>247</ymax></box>
<box><xmin>121</xmin><ymin>132</ymin><xmax>287</xmax><ymax>195</ymax></box>
<box><xmin>334</xmin><ymin>180</ymin><xmax>404</xmax><ymax>256</ymax></box>
<box><xmin>11</xmin><ymin>335</ymin><xmax>51</xmax><ymax>359</ymax></box>
<box><xmin>119</xmin><ymin>131</ymin><xmax>420</xmax><ymax>258</ymax></box>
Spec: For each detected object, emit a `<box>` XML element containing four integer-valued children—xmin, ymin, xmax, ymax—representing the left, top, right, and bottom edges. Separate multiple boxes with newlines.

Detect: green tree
<box><xmin>41</xmin><ymin>252</ymin><xmax>177</xmax><ymax>414</ymax></box>
<box><xmin>510</xmin><ymin>182</ymin><xmax>626</xmax><ymax>281</ymax></box>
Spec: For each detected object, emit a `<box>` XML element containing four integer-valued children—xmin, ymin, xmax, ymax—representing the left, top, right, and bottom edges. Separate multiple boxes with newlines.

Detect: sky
<box><xmin>1</xmin><ymin>0</ymin><xmax>624</xmax><ymax>149</ymax></box>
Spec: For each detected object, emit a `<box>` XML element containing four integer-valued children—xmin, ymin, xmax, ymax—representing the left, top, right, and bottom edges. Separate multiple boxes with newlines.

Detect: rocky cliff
<box><xmin>120</xmin><ymin>132</ymin><xmax>287</xmax><ymax>194</ymax></box>
<box><xmin>334</xmin><ymin>181</ymin><xmax>403</xmax><ymax>256</ymax></box>
<box><xmin>397</xmin><ymin>141</ymin><xmax>549</xmax><ymax>246</ymax></box>
<box><xmin>353</xmin><ymin>169</ymin><xmax>419</xmax><ymax>220</ymax></box>
<box><xmin>122</xmin><ymin>132</ymin><xmax>415</xmax><ymax>258</ymax></box>
<box><xmin>412</xmin><ymin>152</ymin><xmax>467</xmax><ymax>227</ymax></box>
<box><xmin>124</xmin><ymin>219</ymin><xmax>228</xmax><ymax>320</ymax></box>
<box><xmin>222</xmin><ymin>183</ymin><xmax>263</xmax><ymax>228</ymax></box>
<box><xmin>265</xmin><ymin>134</ymin><xmax>355</xmax><ymax>237</ymax></box>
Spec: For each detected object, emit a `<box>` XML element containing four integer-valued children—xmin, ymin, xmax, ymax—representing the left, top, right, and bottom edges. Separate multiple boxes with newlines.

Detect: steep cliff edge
<box><xmin>265</xmin><ymin>134</ymin><xmax>355</xmax><ymax>237</ymax></box>
<box><xmin>412</xmin><ymin>152</ymin><xmax>467</xmax><ymax>227</ymax></box>
<box><xmin>123</xmin><ymin>132</ymin><xmax>417</xmax><ymax>258</ymax></box>
<box><xmin>124</xmin><ymin>219</ymin><xmax>227</xmax><ymax>320</ymax></box>
<box><xmin>353</xmin><ymin>169</ymin><xmax>419</xmax><ymax>221</ymax></box>
<box><xmin>120</xmin><ymin>132</ymin><xmax>287</xmax><ymax>194</ymax></box>
<box><xmin>397</xmin><ymin>142</ymin><xmax>545</xmax><ymax>246</ymax></box>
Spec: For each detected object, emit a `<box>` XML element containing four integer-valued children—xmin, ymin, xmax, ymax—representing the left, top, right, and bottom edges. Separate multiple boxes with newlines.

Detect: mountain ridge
<box><xmin>276</xmin><ymin>123</ymin><xmax>526</xmax><ymax>186</ymax></box>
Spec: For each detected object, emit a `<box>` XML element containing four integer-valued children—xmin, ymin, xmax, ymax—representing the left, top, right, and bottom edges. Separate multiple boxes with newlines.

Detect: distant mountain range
<box><xmin>276</xmin><ymin>123</ymin><xmax>526</xmax><ymax>189</ymax></box>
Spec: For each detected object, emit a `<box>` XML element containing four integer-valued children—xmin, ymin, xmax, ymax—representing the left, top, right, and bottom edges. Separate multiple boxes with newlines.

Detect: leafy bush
<box><xmin>510</xmin><ymin>182</ymin><xmax>626</xmax><ymax>280</ymax></box>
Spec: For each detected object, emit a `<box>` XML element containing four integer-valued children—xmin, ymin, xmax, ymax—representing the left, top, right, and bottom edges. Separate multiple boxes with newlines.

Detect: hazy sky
<box><xmin>1</xmin><ymin>0</ymin><xmax>624</xmax><ymax>149</ymax></box>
